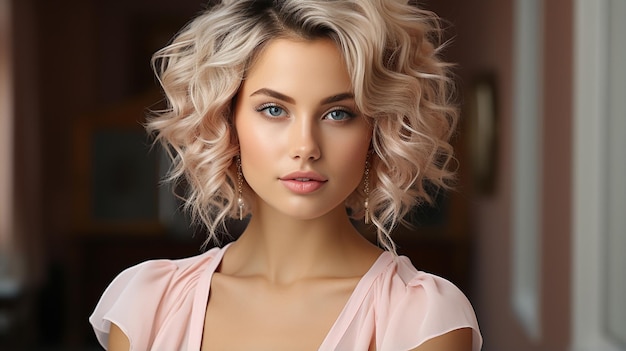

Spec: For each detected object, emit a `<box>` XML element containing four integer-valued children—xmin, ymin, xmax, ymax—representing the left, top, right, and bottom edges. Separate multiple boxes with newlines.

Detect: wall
<box><xmin>0</xmin><ymin>0</ymin><xmax>12</xmax><ymax>250</ymax></box>
<box><xmin>429</xmin><ymin>0</ymin><xmax>573</xmax><ymax>350</ymax></box>
<box><xmin>12</xmin><ymin>0</ymin><xmax>202</xmax><ymax>347</ymax></box>
<box><xmin>33</xmin><ymin>0</ymin><xmax>203</xmax><ymax>252</ymax></box>
<box><xmin>541</xmin><ymin>1</ymin><xmax>573</xmax><ymax>349</ymax></box>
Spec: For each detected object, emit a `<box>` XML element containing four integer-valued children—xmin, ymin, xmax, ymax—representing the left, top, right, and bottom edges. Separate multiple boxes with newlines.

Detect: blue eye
<box><xmin>257</xmin><ymin>104</ymin><xmax>287</xmax><ymax>118</ymax></box>
<box><xmin>266</xmin><ymin>106</ymin><xmax>284</xmax><ymax>116</ymax></box>
<box><xmin>325</xmin><ymin>109</ymin><xmax>354</xmax><ymax>121</ymax></box>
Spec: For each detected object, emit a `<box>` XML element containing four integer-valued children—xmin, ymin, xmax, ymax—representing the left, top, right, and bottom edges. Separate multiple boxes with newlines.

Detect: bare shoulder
<box><xmin>108</xmin><ymin>322</ymin><xmax>130</xmax><ymax>351</ymax></box>
<box><xmin>409</xmin><ymin>328</ymin><xmax>473</xmax><ymax>351</ymax></box>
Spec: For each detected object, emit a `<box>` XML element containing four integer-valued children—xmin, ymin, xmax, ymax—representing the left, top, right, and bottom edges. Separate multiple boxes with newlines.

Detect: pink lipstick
<box><xmin>279</xmin><ymin>171</ymin><xmax>327</xmax><ymax>194</ymax></box>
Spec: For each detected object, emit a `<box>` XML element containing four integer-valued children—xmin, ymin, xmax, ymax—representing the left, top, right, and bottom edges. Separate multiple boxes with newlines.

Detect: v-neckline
<box><xmin>186</xmin><ymin>244</ymin><xmax>393</xmax><ymax>350</ymax></box>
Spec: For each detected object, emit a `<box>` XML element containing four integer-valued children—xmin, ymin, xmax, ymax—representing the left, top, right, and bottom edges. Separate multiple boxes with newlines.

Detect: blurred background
<box><xmin>1</xmin><ymin>0</ymin><xmax>624</xmax><ymax>350</ymax></box>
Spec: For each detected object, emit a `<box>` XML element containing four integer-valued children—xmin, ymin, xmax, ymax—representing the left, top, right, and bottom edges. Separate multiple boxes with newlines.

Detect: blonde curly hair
<box><xmin>148</xmin><ymin>0</ymin><xmax>457</xmax><ymax>252</ymax></box>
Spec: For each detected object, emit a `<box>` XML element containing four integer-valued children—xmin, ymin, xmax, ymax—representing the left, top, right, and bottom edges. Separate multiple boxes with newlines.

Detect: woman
<box><xmin>90</xmin><ymin>0</ymin><xmax>482</xmax><ymax>350</ymax></box>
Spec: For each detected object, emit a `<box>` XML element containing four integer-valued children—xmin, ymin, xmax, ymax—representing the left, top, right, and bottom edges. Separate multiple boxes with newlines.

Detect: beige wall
<box><xmin>429</xmin><ymin>0</ymin><xmax>573</xmax><ymax>349</ymax></box>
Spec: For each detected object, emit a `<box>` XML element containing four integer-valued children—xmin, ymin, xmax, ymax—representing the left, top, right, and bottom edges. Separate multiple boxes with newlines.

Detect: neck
<box><xmin>224</xmin><ymin>204</ymin><xmax>380</xmax><ymax>285</ymax></box>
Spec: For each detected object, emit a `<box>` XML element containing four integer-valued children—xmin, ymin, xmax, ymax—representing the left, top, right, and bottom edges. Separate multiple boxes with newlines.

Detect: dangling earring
<box><xmin>237</xmin><ymin>156</ymin><xmax>244</xmax><ymax>220</ymax></box>
<box><xmin>364</xmin><ymin>157</ymin><xmax>371</xmax><ymax>224</ymax></box>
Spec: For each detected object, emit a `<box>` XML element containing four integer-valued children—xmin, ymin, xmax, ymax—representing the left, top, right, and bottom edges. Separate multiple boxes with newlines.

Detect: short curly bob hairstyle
<box><xmin>148</xmin><ymin>0</ymin><xmax>457</xmax><ymax>253</ymax></box>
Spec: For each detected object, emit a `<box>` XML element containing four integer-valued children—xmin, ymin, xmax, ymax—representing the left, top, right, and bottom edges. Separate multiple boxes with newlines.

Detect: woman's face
<box><xmin>234</xmin><ymin>38</ymin><xmax>372</xmax><ymax>220</ymax></box>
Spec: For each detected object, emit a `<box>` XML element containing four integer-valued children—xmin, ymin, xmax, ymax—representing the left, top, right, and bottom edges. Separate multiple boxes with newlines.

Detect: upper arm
<box><xmin>108</xmin><ymin>322</ymin><xmax>131</xmax><ymax>351</ymax></box>
<box><xmin>409</xmin><ymin>327</ymin><xmax>473</xmax><ymax>351</ymax></box>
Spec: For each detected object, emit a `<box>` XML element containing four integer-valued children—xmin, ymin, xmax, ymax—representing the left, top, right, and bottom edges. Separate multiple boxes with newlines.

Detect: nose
<box><xmin>288</xmin><ymin>117</ymin><xmax>321</xmax><ymax>161</ymax></box>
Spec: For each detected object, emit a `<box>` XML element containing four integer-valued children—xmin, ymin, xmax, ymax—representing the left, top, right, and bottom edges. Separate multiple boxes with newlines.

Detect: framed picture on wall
<box><xmin>72</xmin><ymin>91</ymin><xmax>166</xmax><ymax>235</ymax></box>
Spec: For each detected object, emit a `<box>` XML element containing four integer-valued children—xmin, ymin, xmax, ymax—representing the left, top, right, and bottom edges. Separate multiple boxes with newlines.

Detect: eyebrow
<box><xmin>250</xmin><ymin>88</ymin><xmax>354</xmax><ymax>105</ymax></box>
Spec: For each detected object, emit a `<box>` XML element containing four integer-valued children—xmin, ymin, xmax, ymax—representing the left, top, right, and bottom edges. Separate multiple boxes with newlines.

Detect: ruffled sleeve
<box><xmin>377</xmin><ymin>256</ymin><xmax>482</xmax><ymax>351</ymax></box>
<box><xmin>88</xmin><ymin>250</ymin><xmax>217</xmax><ymax>350</ymax></box>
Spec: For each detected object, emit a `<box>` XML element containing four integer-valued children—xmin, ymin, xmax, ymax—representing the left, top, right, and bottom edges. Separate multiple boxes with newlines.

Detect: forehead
<box><xmin>241</xmin><ymin>38</ymin><xmax>353</xmax><ymax>97</ymax></box>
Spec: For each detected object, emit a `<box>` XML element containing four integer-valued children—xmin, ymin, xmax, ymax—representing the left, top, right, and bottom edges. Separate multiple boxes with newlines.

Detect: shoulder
<box><xmin>375</xmin><ymin>255</ymin><xmax>475</xmax><ymax>315</ymax></box>
<box><xmin>373</xmin><ymin>255</ymin><xmax>482</xmax><ymax>351</ymax></box>
<box><xmin>89</xmin><ymin>246</ymin><xmax>223</xmax><ymax>350</ymax></box>
<box><xmin>118</xmin><ymin>248</ymin><xmax>218</xmax><ymax>285</ymax></box>
<box><xmin>100</xmin><ymin>247</ymin><xmax>219</xmax><ymax>307</ymax></box>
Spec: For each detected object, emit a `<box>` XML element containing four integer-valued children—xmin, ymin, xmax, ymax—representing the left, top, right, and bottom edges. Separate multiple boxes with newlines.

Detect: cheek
<box><xmin>330</xmin><ymin>130</ymin><xmax>371</xmax><ymax>178</ymax></box>
<box><xmin>235</xmin><ymin>115</ymin><xmax>281</xmax><ymax>173</ymax></box>
<box><xmin>236</xmin><ymin>112</ymin><xmax>261</xmax><ymax>153</ymax></box>
<box><xmin>238</xmin><ymin>128</ymin><xmax>265</xmax><ymax>155</ymax></box>
<box><xmin>334</xmin><ymin>125</ymin><xmax>371</xmax><ymax>160</ymax></box>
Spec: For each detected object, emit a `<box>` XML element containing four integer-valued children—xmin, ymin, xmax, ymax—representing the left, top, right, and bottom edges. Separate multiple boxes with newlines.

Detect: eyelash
<box><xmin>324</xmin><ymin>108</ymin><xmax>355</xmax><ymax>121</ymax></box>
<box><xmin>255</xmin><ymin>103</ymin><xmax>287</xmax><ymax>118</ymax></box>
<box><xmin>254</xmin><ymin>103</ymin><xmax>356</xmax><ymax>122</ymax></box>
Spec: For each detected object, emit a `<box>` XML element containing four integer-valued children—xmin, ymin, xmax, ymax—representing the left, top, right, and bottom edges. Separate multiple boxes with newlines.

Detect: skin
<box><xmin>108</xmin><ymin>38</ymin><xmax>473</xmax><ymax>351</ymax></box>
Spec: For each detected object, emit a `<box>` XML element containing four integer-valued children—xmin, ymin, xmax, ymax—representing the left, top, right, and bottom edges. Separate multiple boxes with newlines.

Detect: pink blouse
<box><xmin>90</xmin><ymin>245</ymin><xmax>482</xmax><ymax>350</ymax></box>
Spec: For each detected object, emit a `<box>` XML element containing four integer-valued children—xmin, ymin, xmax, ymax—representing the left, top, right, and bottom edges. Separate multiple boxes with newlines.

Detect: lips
<box><xmin>279</xmin><ymin>171</ymin><xmax>327</xmax><ymax>194</ymax></box>
<box><xmin>280</xmin><ymin>171</ymin><xmax>327</xmax><ymax>182</ymax></box>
